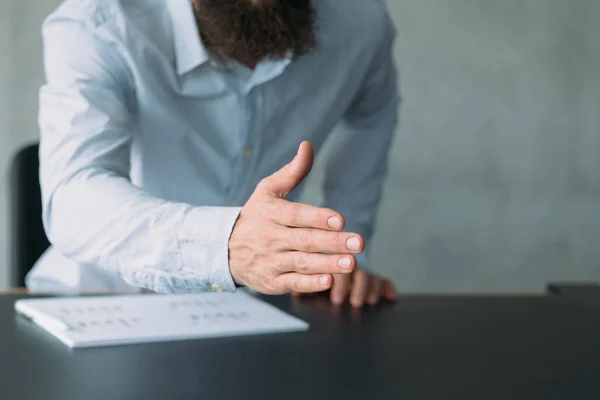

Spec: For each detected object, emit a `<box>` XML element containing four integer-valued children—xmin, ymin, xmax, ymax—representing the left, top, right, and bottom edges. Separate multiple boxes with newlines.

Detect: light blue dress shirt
<box><xmin>27</xmin><ymin>0</ymin><xmax>399</xmax><ymax>294</ymax></box>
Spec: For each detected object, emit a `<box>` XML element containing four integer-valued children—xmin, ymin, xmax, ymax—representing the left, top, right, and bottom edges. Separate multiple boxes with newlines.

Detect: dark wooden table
<box><xmin>1</xmin><ymin>284</ymin><xmax>600</xmax><ymax>400</ymax></box>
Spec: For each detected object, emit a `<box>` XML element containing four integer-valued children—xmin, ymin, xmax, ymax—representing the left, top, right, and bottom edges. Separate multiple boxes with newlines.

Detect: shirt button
<box><xmin>211</xmin><ymin>284</ymin><xmax>223</xmax><ymax>293</ymax></box>
<box><xmin>243</xmin><ymin>148</ymin><xmax>253</xmax><ymax>158</ymax></box>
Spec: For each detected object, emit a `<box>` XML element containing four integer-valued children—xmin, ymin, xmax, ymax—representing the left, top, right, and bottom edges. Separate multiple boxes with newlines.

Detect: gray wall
<box><xmin>305</xmin><ymin>0</ymin><xmax>600</xmax><ymax>292</ymax></box>
<box><xmin>0</xmin><ymin>0</ymin><xmax>11</xmax><ymax>289</ymax></box>
<box><xmin>0</xmin><ymin>2</ymin><xmax>10</xmax><ymax>287</ymax></box>
<box><xmin>0</xmin><ymin>0</ymin><xmax>598</xmax><ymax>291</ymax></box>
<box><xmin>384</xmin><ymin>0</ymin><xmax>599</xmax><ymax>292</ymax></box>
<box><xmin>1</xmin><ymin>0</ymin><xmax>59</xmax><ymax>289</ymax></box>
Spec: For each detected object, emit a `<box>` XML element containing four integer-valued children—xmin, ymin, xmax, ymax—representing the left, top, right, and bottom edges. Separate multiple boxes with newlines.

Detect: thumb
<box><xmin>258</xmin><ymin>141</ymin><xmax>314</xmax><ymax>198</ymax></box>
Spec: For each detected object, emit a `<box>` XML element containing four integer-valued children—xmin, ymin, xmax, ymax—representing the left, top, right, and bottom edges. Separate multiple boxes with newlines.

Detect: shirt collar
<box><xmin>167</xmin><ymin>0</ymin><xmax>210</xmax><ymax>76</ymax></box>
<box><xmin>167</xmin><ymin>0</ymin><xmax>297</xmax><ymax>83</ymax></box>
<box><xmin>246</xmin><ymin>51</ymin><xmax>294</xmax><ymax>92</ymax></box>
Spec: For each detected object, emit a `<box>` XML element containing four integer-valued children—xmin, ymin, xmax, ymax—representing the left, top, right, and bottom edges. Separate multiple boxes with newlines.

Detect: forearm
<box><xmin>44</xmin><ymin>169</ymin><xmax>241</xmax><ymax>294</ymax></box>
<box><xmin>38</xmin><ymin>13</ymin><xmax>243</xmax><ymax>294</ymax></box>
<box><xmin>323</xmin><ymin>8</ymin><xmax>399</xmax><ymax>270</ymax></box>
<box><xmin>323</xmin><ymin>107</ymin><xmax>397</xmax><ymax>270</ymax></box>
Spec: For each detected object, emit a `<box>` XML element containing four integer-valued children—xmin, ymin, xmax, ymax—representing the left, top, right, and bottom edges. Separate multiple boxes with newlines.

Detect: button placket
<box><xmin>239</xmin><ymin>85</ymin><xmax>265</xmax><ymax>201</ymax></box>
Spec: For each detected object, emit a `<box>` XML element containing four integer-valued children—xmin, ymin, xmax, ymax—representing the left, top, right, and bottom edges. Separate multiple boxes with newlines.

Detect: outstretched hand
<box><xmin>228</xmin><ymin>141</ymin><xmax>365</xmax><ymax>295</ymax></box>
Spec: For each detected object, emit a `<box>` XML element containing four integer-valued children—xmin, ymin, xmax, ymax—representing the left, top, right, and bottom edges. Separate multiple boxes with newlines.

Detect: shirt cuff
<box><xmin>146</xmin><ymin>206</ymin><xmax>242</xmax><ymax>294</ymax></box>
<box><xmin>179</xmin><ymin>206</ymin><xmax>242</xmax><ymax>293</ymax></box>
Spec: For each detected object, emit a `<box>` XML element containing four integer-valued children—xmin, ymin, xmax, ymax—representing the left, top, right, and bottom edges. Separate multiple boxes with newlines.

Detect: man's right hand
<box><xmin>229</xmin><ymin>141</ymin><xmax>364</xmax><ymax>295</ymax></box>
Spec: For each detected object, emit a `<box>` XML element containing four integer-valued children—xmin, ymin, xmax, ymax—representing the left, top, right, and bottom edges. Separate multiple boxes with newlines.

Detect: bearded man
<box><xmin>29</xmin><ymin>0</ymin><xmax>400</xmax><ymax>308</ymax></box>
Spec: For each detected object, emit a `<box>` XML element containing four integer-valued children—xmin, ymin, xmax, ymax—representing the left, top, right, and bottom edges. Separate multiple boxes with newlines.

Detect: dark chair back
<box><xmin>9</xmin><ymin>143</ymin><xmax>50</xmax><ymax>287</ymax></box>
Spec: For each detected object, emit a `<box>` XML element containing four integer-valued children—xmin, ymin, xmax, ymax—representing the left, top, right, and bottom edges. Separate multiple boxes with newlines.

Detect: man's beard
<box><xmin>192</xmin><ymin>0</ymin><xmax>317</xmax><ymax>66</ymax></box>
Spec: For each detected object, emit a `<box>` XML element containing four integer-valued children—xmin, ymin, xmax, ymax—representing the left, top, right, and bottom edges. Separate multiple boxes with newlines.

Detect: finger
<box><xmin>287</xmin><ymin>229</ymin><xmax>365</xmax><ymax>254</ymax></box>
<box><xmin>383</xmin><ymin>279</ymin><xmax>398</xmax><ymax>302</ymax></box>
<box><xmin>256</xmin><ymin>142</ymin><xmax>314</xmax><ymax>199</ymax></box>
<box><xmin>367</xmin><ymin>278</ymin><xmax>383</xmax><ymax>306</ymax></box>
<box><xmin>280</xmin><ymin>252</ymin><xmax>356</xmax><ymax>275</ymax></box>
<box><xmin>330</xmin><ymin>273</ymin><xmax>352</xmax><ymax>305</ymax></box>
<box><xmin>271</xmin><ymin>200</ymin><xmax>345</xmax><ymax>231</ymax></box>
<box><xmin>275</xmin><ymin>273</ymin><xmax>333</xmax><ymax>294</ymax></box>
<box><xmin>350</xmin><ymin>270</ymin><xmax>370</xmax><ymax>308</ymax></box>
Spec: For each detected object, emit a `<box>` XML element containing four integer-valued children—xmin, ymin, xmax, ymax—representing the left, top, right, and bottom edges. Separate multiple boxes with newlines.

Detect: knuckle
<box><xmin>257</xmin><ymin>231</ymin><xmax>270</xmax><ymax>246</ymax></box>
<box><xmin>259</xmin><ymin>230</ymin><xmax>277</xmax><ymax>249</ymax></box>
<box><xmin>293</xmin><ymin>278</ymin><xmax>304</xmax><ymax>292</ymax></box>
<box><xmin>280</xmin><ymin>278</ymin><xmax>292</xmax><ymax>293</ymax></box>
<box><xmin>265</xmin><ymin>200</ymin><xmax>279</xmax><ymax>215</ymax></box>
<box><xmin>258</xmin><ymin>202</ymin><xmax>275</xmax><ymax>222</ymax></box>
<box><xmin>269</xmin><ymin>200</ymin><xmax>292</xmax><ymax>224</ymax></box>
<box><xmin>287</xmin><ymin>205</ymin><xmax>300</xmax><ymax>224</ymax></box>
<box><xmin>272</xmin><ymin>278</ymin><xmax>285</xmax><ymax>292</ymax></box>
<box><xmin>266</xmin><ymin>276</ymin><xmax>284</xmax><ymax>294</ymax></box>
<box><xmin>286</xmin><ymin>280</ymin><xmax>297</xmax><ymax>293</ymax></box>
<box><xmin>267</xmin><ymin>236</ymin><xmax>280</xmax><ymax>250</ymax></box>
<box><xmin>294</xmin><ymin>253</ymin><xmax>309</xmax><ymax>272</ymax></box>
<box><xmin>269</xmin><ymin>255</ymin><xmax>284</xmax><ymax>271</ymax></box>
<box><xmin>282</xmin><ymin>163</ymin><xmax>295</xmax><ymax>177</ymax></box>
<box><xmin>297</xmin><ymin>230</ymin><xmax>310</xmax><ymax>248</ymax></box>
<box><xmin>329</xmin><ymin>233</ymin><xmax>343</xmax><ymax>250</ymax></box>
<box><xmin>264</xmin><ymin>283</ymin><xmax>279</xmax><ymax>295</ymax></box>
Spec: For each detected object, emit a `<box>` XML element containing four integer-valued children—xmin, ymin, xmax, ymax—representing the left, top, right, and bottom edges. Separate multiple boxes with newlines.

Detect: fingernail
<box><xmin>338</xmin><ymin>257</ymin><xmax>353</xmax><ymax>270</ymax></box>
<box><xmin>328</xmin><ymin>216</ymin><xmax>343</xmax><ymax>230</ymax></box>
<box><xmin>319</xmin><ymin>276</ymin><xmax>330</xmax><ymax>287</ymax></box>
<box><xmin>346</xmin><ymin>237</ymin><xmax>361</xmax><ymax>251</ymax></box>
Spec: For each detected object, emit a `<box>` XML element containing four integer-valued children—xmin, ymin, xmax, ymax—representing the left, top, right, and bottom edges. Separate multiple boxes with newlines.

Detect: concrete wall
<box><xmin>1</xmin><ymin>0</ymin><xmax>598</xmax><ymax>291</ymax></box>
<box><xmin>305</xmin><ymin>0</ymin><xmax>600</xmax><ymax>292</ymax></box>
<box><xmin>1</xmin><ymin>0</ymin><xmax>58</xmax><ymax>288</ymax></box>
<box><xmin>0</xmin><ymin>0</ymin><xmax>12</xmax><ymax>289</ymax></box>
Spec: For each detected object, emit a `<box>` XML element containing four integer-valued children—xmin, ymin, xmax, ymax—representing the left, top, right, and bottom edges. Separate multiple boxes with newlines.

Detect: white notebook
<box><xmin>15</xmin><ymin>291</ymin><xmax>309</xmax><ymax>348</ymax></box>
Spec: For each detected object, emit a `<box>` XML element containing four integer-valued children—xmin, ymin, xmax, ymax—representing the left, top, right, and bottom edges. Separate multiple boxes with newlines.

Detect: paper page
<box><xmin>15</xmin><ymin>291</ymin><xmax>308</xmax><ymax>348</ymax></box>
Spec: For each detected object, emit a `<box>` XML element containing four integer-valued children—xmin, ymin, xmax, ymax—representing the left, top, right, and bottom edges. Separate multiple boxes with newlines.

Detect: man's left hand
<box><xmin>293</xmin><ymin>269</ymin><xmax>397</xmax><ymax>308</ymax></box>
<box><xmin>330</xmin><ymin>269</ymin><xmax>397</xmax><ymax>308</ymax></box>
